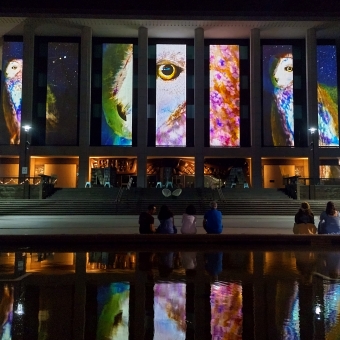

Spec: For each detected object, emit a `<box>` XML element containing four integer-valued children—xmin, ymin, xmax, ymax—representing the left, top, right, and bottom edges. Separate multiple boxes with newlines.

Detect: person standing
<box><xmin>203</xmin><ymin>201</ymin><xmax>223</xmax><ymax>234</ymax></box>
<box><xmin>139</xmin><ymin>204</ymin><xmax>156</xmax><ymax>234</ymax></box>
<box><xmin>318</xmin><ymin>201</ymin><xmax>340</xmax><ymax>234</ymax></box>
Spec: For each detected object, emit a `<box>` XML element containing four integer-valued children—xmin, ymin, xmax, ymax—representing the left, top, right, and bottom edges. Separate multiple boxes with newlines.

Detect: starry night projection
<box><xmin>317</xmin><ymin>45</ymin><xmax>339</xmax><ymax>146</ymax></box>
<box><xmin>0</xmin><ymin>41</ymin><xmax>23</xmax><ymax>145</ymax></box>
<box><xmin>262</xmin><ymin>45</ymin><xmax>294</xmax><ymax>147</ymax></box>
<box><xmin>46</xmin><ymin>42</ymin><xmax>79</xmax><ymax>145</ymax></box>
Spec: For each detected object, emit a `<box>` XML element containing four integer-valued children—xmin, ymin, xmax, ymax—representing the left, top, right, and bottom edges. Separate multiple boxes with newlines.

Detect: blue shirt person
<box><xmin>203</xmin><ymin>201</ymin><xmax>223</xmax><ymax>234</ymax></box>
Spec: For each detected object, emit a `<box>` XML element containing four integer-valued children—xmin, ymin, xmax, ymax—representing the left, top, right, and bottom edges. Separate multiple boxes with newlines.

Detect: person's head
<box><xmin>210</xmin><ymin>201</ymin><xmax>218</xmax><ymax>209</ymax></box>
<box><xmin>185</xmin><ymin>204</ymin><xmax>196</xmax><ymax>215</ymax></box>
<box><xmin>147</xmin><ymin>204</ymin><xmax>156</xmax><ymax>214</ymax></box>
<box><xmin>158</xmin><ymin>204</ymin><xmax>172</xmax><ymax>220</ymax></box>
<box><xmin>326</xmin><ymin>201</ymin><xmax>336</xmax><ymax>215</ymax></box>
<box><xmin>300</xmin><ymin>202</ymin><xmax>310</xmax><ymax>211</ymax></box>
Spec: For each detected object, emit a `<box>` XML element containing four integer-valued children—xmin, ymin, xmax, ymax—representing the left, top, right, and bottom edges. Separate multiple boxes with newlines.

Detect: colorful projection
<box><xmin>154</xmin><ymin>283</ymin><xmax>186</xmax><ymax>339</ymax></box>
<box><xmin>317</xmin><ymin>45</ymin><xmax>339</xmax><ymax>146</ymax></box>
<box><xmin>209</xmin><ymin>45</ymin><xmax>240</xmax><ymax>147</ymax></box>
<box><xmin>96</xmin><ymin>282</ymin><xmax>130</xmax><ymax>339</ymax></box>
<box><xmin>46</xmin><ymin>42</ymin><xmax>79</xmax><ymax>145</ymax></box>
<box><xmin>0</xmin><ymin>284</ymin><xmax>14</xmax><ymax>340</ymax></box>
<box><xmin>263</xmin><ymin>45</ymin><xmax>294</xmax><ymax>146</ymax></box>
<box><xmin>156</xmin><ymin>44</ymin><xmax>186</xmax><ymax>147</ymax></box>
<box><xmin>275</xmin><ymin>281</ymin><xmax>300</xmax><ymax>339</ymax></box>
<box><xmin>0</xmin><ymin>41</ymin><xmax>23</xmax><ymax>145</ymax></box>
<box><xmin>102</xmin><ymin>44</ymin><xmax>133</xmax><ymax>146</ymax></box>
<box><xmin>210</xmin><ymin>282</ymin><xmax>243</xmax><ymax>339</ymax></box>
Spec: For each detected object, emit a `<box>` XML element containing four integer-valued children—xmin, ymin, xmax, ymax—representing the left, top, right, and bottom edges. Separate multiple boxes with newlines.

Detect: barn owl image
<box><xmin>102</xmin><ymin>44</ymin><xmax>133</xmax><ymax>145</ymax></box>
<box><xmin>270</xmin><ymin>53</ymin><xmax>294</xmax><ymax>146</ymax></box>
<box><xmin>156</xmin><ymin>44</ymin><xmax>186</xmax><ymax>146</ymax></box>
<box><xmin>2</xmin><ymin>58</ymin><xmax>23</xmax><ymax>144</ymax></box>
<box><xmin>209</xmin><ymin>45</ymin><xmax>240</xmax><ymax>147</ymax></box>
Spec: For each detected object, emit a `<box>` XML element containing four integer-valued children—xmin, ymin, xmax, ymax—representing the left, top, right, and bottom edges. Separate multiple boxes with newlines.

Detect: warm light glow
<box><xmin>22</xmin><ymin>125</ymin><xmax>31</xmax><ymax>132</ymax></box>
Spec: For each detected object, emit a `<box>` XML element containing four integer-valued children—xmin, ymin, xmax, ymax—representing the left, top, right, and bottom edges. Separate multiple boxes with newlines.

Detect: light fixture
<box><xmin>309</xmin><ymin>127</ymin><xmax>317</xmax><ymax>134</ymax></box>
<box><xmin>15</xmin><ymin>303</ymin><xmax>24</xmax><ymax>315</ymax></box>
<box><xmin>22</xmin><ymin>125</ymin><xmax>31</xmax><ymax>132</ymax></box>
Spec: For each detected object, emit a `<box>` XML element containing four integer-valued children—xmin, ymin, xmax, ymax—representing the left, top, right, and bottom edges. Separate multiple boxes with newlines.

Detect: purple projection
<box><xmin>154</xmin><ymin>282</ymin><xmax>186</xmax><ymax>339</ymax></box>
<box><xmin>46</xmin><ymin>42</ymin><xmax>79</xmax><ymax>145</ymax></box>
<box><xmin>262</xmin><ymin>45</ymin><xmax>294</xmax><ymax>146</ymax></box>
<box><xmin>317</xmin><ymin>45</ymin><xmax>339</xmax><ymax>146</ymax></box>
<box><xmin>156</xmin><ymin>44</ymin><xmax>186</xmax><ymax>147</ymax></box>
<box><xmin>209</xmin><ymin>45</ymin><xmax>240</xmax><ymax>147</ymax></box>
<box><xmin>1</xmin><ymin>41</ymin><xmax>23</xmax><ymax>145</ymax></box>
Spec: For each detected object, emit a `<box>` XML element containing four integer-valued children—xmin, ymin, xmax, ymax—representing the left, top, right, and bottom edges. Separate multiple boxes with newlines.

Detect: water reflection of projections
<box><xmin>3</xmin><ymin>250</ymin><xmax>340</xmax><ymax>339</ymax></box>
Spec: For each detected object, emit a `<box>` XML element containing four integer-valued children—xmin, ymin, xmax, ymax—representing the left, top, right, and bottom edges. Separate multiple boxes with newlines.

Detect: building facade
<box><xmin>0</xmin><ymin>14</ymin><xmax>340</xmax><ymax>189</ymax></box>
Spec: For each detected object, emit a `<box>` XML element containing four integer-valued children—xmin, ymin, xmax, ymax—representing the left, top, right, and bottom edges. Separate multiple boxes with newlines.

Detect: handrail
<box><xmin>217</xmin><ymin>187</ymin><xmax>226</xmax><ymax>202</ymax></box>
<box><xmin>115</xmin><ymin>186</ymin><xmax>125</xmax><ymax>202</ymax></box>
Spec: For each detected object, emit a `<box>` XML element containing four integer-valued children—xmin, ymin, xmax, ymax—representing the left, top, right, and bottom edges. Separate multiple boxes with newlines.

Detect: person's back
<box><xmin>139</xmin><ymin>205</ymin><xmax>156</xmax><ymax>234</ymax></box>
<box><xmin>157</xmin><ymin>204</ymin><xmax>176</xmax><ymax>234</ymax></box>
<box><xmin>318</xmin><ymin>201</ymin><xmax>340</xmax><ymax>234</ymax></box>
<box><xmin>203</xmin><ymin>201</ymin><xmax>223</xmax><ymax>234</ymax></box>
<box><xmin>181</xmin><ymin>204</ymin><xmax>197</xmax><ymax>234</ymax></box>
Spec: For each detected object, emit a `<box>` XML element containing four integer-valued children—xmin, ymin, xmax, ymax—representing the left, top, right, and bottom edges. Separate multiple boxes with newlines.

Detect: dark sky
<box><xmin>1</xmin><ymin>0</ymin><xmax>340</xmax><ymax>17</ymax></box>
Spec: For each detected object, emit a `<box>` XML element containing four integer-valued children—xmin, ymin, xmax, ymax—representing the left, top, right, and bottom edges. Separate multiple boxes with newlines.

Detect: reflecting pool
<box><xmin>1</xmin><ymin>248</ymin><xmax>340</xmax><ymax>339</ymax></box>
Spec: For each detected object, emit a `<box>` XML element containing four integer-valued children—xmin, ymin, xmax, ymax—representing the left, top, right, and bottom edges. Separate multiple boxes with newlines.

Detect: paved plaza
<box><xmin>0</xmin><ymin>214</ymin><xmax>321</xmax><ymax>235</ymax></box>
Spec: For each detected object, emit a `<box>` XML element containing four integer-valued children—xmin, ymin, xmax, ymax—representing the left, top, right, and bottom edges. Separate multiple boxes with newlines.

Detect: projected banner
<box><xmin>209</xmin><ymin>45</ymin><xmax>240</xmax><ymax>147</ymax></box>
<box><xmin>102</xmin><ymin>44</ymin><xmax>133</xmax><ymax>146</ymax></box>
<box><xmin>96</xmin><ymin>282</ymin><xmax>130</xmax><ymax>339</ymax></box>
<box><xmin>0</xmin><ymin>41</ymin><xmax>23</xmax><ymax>145</ymax></box>
<box><xmin>262</xmin><ymin>45</ymin><xmax>294</xmax><ymax>146</ymax></box>
<box><xmin>156</xmin><ymin>44</ymin><xmax>186</xmax><ymax>146</ymax></box>
<box><xmin>46</xmin><ymin>42</ymin><xmax>79</xmax><ymax>145</ymax></box>
<box><xmin>154</xmin><ymin>283</ymin><xmax>186</xmax><ymax>338</ymax></box>
<box><xmin>317</xmin><ymin>45</ymin><xmax>339</xmax><ymax>146</ymax></box>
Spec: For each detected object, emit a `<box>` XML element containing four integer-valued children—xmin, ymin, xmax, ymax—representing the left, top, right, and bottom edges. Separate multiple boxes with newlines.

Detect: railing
<box><xmin>115</xmin><ymin>186</ymin><xmax>125</xmax><ymax>202</ymax></box>
<box><xmin>216</xmin><ymin>187</ymin><xmax>226</xmax><ymax>202</ymax></box>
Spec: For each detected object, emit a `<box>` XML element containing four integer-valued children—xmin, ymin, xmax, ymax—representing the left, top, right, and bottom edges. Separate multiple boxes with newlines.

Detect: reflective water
<box><xmin>0</xmin><ymin>249</ymin><xmax>339</xmax><ymax>339</ymax></box>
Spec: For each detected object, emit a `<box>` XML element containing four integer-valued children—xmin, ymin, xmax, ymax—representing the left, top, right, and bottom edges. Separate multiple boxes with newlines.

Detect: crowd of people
<box><xmin>138</xmin><ymin>200</ymin><xmax>223</xmax><ymax>235</ymax></box>
<box><xmin>139</xmin><ymin>200</ymin><xmax>340</xmax><ymax>235</ymax></box>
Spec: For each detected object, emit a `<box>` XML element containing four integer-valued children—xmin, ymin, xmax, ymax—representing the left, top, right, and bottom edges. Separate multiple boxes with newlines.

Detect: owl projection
<box><xmin>156</xmin><ymin>44</ymin><xmax>186</xmax><ymax>146</ymax></box>
<box><xmin>2</xmin><ymin>59</ymin><xmax>23</xmax><ymax>144</ymax></box>
<box><xmin>209</xmin><ymin>45</ymin><xmax>240</xmax><ymax>147</ymax></box>
<box><xmin>270</xmin><ymin>53</ymin><xmax>294</xmax><ymax>146</ymax></box>
<box><xmin>102</xmin><ymin>44</ymin><xmax>133</xmax><ymax>145</ymax></box>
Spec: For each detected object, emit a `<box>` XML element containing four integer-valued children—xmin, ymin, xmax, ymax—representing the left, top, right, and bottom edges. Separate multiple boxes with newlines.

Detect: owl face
<box><xmin>156</xmin><ymin>44</ymin><xmax>186</xmax><ymax>145</ymax></box>
<box><xmin>5</xmin><ymin>59</ymin><xmax>23</xmax><ymax>79</ymax></box>
<box><xmin>271</xmin><ymin>54</ymin><xmax>293</xmax><ymax>88</ymax></box>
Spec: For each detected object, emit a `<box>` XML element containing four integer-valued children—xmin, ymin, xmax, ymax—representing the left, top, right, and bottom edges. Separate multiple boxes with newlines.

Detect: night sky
<box><xmin>317</xmin><ymin>45</ymin><xmax>337</xmax><ymax>87</ymax></box>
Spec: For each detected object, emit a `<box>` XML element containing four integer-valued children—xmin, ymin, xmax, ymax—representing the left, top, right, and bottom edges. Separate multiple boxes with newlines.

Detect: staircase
<box><xmin>0</xmin><ymin>187</ymin><xmax>337</xmax><ymax>216</ymax></box>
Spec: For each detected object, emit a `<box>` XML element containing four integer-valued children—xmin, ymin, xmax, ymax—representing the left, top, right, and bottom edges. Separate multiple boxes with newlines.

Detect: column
<box><xmin>78</xmin><ymin>26</ymin><xmax>92</xmax><ymax>187</ymax></box>
<box><xmin>250</xmin><ymin>28</ymin><xmax>262</xmax><ymax>189</ymax></box>
<box><xmin>72</xmin><ymin>252</ymin><xmax>87</xmax><ymax>340</ymax></box>
<box><xmin>306</xmin><ymin>28</ymin><xmax>318</xmax><ymax>191</ymax></box>
<box><xmin>20</xmin><ymin>22</ymin><xmax>35</xmax><ymax>180</ymax></box>
<box><xmin>194</xmin><ymin>27</ymin><xmax>205</xmax><ymax>188</ymax></box>
<box><xmin>137</xmin><ymin>27</ymin><xmax>148</xmax><ymax>188</ymax></box>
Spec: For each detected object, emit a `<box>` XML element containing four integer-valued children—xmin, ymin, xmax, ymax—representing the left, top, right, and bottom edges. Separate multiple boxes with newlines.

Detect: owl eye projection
<box><xmin>2</xmin><ymin>58</ymin><xmax>23</xmax><ymax>144</ymax></box>
<box><xmin>156</xmin><ymin>44</ymin><xmax>187</xmax><ymax>146</ymax></box>
<box><xmin>269</xmin><ymin>53</ymin><xmax>294</xmax><ymax>146</ymax></box>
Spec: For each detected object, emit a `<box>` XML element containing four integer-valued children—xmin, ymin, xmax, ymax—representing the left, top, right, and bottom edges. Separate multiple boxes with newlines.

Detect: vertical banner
<box><xmin>96</xmin><ymin>282</ymin><xmax>130</xmax><ymax>339</ymax></box>
<box><xmin>46</xmin><ymin>42</ymin><xmax>79</xmax><ymax>145</ymax></box>
<box><xmin>209</xmin><ymin>45</ymin><xmax>240</xmax><ymax>147</ymax></box>
<box><xmin>317</xmin><ymin>45</ymin><xmax>339</xmax><ymax>146</ymax></box>
<box><xmin>102</xmin><ymin>44</ymin><xmax>133</xmax><ymax>146</ymax></box>
<box><xmin>0</xmin><ymin>41</ymin><xmax>23</xmax><ymax>145</ymax></box>
<box><xmin>154</xmin><ymin>283</ymin><xmax>186</xmax><ymax>338</ymax></box>
<box><xmin>262</xmin><ymin>45</ymin><xmax>294</xmax><ymax>146</ymax></box>
<box><xmin>156</xmin><ymin>44</ymin><xmax>186</xmax><ymax>146</ymax></box>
